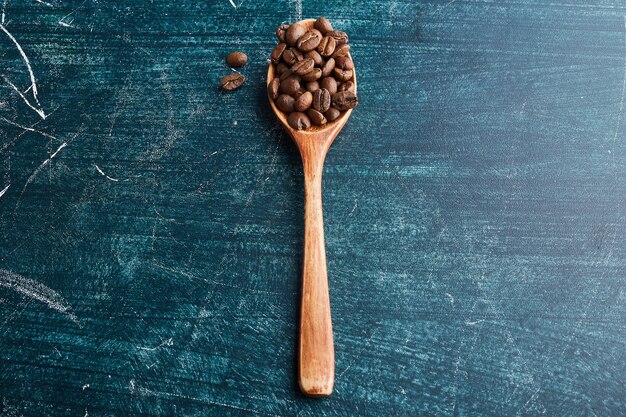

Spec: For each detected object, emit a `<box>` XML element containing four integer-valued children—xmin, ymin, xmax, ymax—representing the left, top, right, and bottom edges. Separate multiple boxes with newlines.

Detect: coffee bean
<box><xmin>279</xmin><ymin>75</ymin><xmax>300</xmax><ymax>95</ymax></box>
<box><xmin>286</xmin><ymin>23</ymin><xmax>306</xmax><ymax>46</ymax></box>
<box><xmin>276</xmin><ymin>24</ymin><xmax>289</xmax><ymax>42</ymax></box>
<box><xmin>338</xmin><ymin>80</ymin><xmax>355</xmax><ymax>92</ymax></box>
<box><xmin>313</xmin><ymin>88</ymin><xmax>331</xmax><ymax>113</ymax></box>
<box><xmin>295</xmin><ymin>91</ymin><xmax>313</xmax><ymax>112</ymax></box>
<box><xmin>292</xmin><ymin>58</ymin><xmax>315</xmax><ymax>75</ymax></box>
<box><xmin>282</xmin><ymin>47</ymin><xmax>304</xmax><ymax>66</ymax></box>
<box><xmin>288</xmin><ymin>112</ymin><xmax>311</xmax><ymax>130</ymax></box>
<box><xmin>333</xmin><ymin>68</ymin><xmax>353</xmax><ymax>82</ymax></box>
<box><xmin>271</xmin><ymin>43</ymin><xmax>287</xmax><ymax>65</ymax></box>
<box><xmin>279</xmin><ymin>68</ymin><xmax>294</xmax><ymax>81</ymax></box>
<box><xmin>276</xmin><ymin>62</ymin><xmax>289</xmax><ymax>76</ymax></box>
<box><xmin>332</xmin><ymin>91</ymin><xmax>358</xmax><ymax>111</ymax></box>
<box><xmin>305</xmin><ymin>81</ymin><xmax>320</xmax><ymax>92</ymax></box>
<box><xmin>327</xmin><ymin>30</ymin><xmax>348</xmax><ymax>45</ymax></box>
<box><xmin>297</xmin><ymin>29</ymin><xmax>322</xmax><ymax>52</ymax></box>
<box><xmin>319</xmin><ymin>77</ymin><xmax>337</xmax><ymax>94</ymax></box>
<box><xmin>267</xmin><ymin>78</ymin><xmax>280</xmax><ymax>100</ymax></box>
<box><xmin>317</xmin><ymin>36</ymin><xmax>336</xmax><ymax>57</ymax></box>
<box><xmin>305</xmin><ymin>50</ymin><xmax>323</xmax><ymax>66</ymax></box>
<box><xmin>300</xmin><ymin>68</ymin><xmax>322</xmax><ymax>81</ymax></box>
<box><xmin>276</xmin><ymin>94</ymin><xmax>296</xmax><ymax>113</ymax></box>
<box><xmin>314</xmin><ymin>17</ymin><xmax>333</xmax><ymax>34</ymax></box>
<box><xmin>220</xmin><ymin>73</ymin><xmax>245</xmax><ymax>91</ymax></box>
<box><xmin>335</xmin><ymin>55</ymin><xmax>354</xmax><ymax>70</ymax></box>
<box><xmin>321</xmin><ymin>58</ymin><xmax>335</xmax><ymax>78</ymax></box>
<box><xmin>293</xmin><ymin>88</ymin><xmax>307</xmax><ymax>99</ymax></box>
<box><xmin>307</xmin><ymin>108</ymin><xmax>327</xmax><ymax>126</ymax></box>
<box><xmin>324</xmin><ymin>107</ymin><xmax>341</xmax><ymax>122</ymax></box>
<box><xmin>226</xmin><ymin>51</ymin><xmax>248</xmax><ymax>67</ymax></box>
<box><xmin>332</xmin><ymin>44</ymin><xmax>350</xmax><ymax>58</ymax></box>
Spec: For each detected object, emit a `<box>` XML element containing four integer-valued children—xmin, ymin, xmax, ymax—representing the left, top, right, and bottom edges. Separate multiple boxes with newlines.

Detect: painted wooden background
<box><xmin>1</xmin><ymin>0</ymin><xmax>625</xmax><ymax>415</ymax></box>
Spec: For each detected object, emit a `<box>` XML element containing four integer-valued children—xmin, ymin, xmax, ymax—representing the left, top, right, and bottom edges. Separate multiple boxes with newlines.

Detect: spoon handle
<box><xmin>299</xmin><ymin>156</ymin><xmax>334</xmax><ymax>397</ymax></box>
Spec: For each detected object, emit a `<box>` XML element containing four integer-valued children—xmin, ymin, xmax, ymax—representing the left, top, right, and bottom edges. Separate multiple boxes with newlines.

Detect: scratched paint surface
<box><xmin>1</xmin><ymin>0</ymin><xmax>625</xmax><ymax>415</ymax></box>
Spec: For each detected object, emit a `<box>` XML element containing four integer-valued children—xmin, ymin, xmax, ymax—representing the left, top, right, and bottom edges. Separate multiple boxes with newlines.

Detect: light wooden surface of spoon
<box><xmin>267</xmin><ymin>18</ymin><xmax>357</xmax><ymax>398</ymax></box>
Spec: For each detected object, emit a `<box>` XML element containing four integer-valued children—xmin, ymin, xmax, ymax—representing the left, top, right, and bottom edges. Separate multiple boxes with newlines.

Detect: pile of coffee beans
<box><xmin>267</xmin><ymin>17</ymin><xmax>358</xmax><ymax>130</ymax></box>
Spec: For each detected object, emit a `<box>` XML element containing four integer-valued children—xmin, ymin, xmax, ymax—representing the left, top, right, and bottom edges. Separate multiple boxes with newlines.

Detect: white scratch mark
<box><xmin>0</xmin><ymin>23</ymin><xmax>41</xmax><ymax>105</ymax></box>
<box><xmin>129</xmin><ymin>379</ymin><xmax>135</xmax><ymax>392</ymax></box>
<box><xmin>34</xmin><ymin>0</ymin><xmax>53</xmax><ymax>7</ymax></box>
<box><xmin>464</xmin><ymin>319</ymin><xmax>484</xmax><ymax>326</ymax></box>
<box><xmin>227</xmin><ymin>0</ymin><xmax>236</xmax><ymax>8</ymax></box>
<box><xmin>0</xmin><ymin>115</ymin><xmax>57</xmax><ymax>140</ymax></box>
<box><xmin>0</xmin><ymin>269</ymin><xmax>79</xmax><ymax>323</ymax></box>
<box><xmin>22</xmin><ymin>142</ymin><xmax>66</xmax><ymax>191</ymax></box>
<box><xmin>445</xmin><ymin>292</ymin><xmax>454</xmax><ymax>304</ymax></box>
<box><xmin>137</xmin><ymin>337</ymin><xmax>173</xmax><ymax>351</ymax></box>
<box><xmin>294</xmin><ymin>0</ymin><xmax>302</xmax><ymax>20</ymax></box>
<box><xmin>1</xmin><ymin>75</ymin><xmax>46</xmax><ymax>119</ymax></box>
<box><xmin>154</xmin><ymin>263</ymin><xmax>294</xmax><ymax>295</ymax></box>
<box><xmin>95</xmin><ymin>164</ymin><xmax>122</xmax><ymax>182</ymax></box>
<box><xmin>612</xmin><ymin>16</ymin><xmax>626</xmax><ymax>168</ymax></box>
<box><xmin>138</xmin><ymin>386</ymin><xmax>282</xmax><ymax>417</ymax></box>
<box><xmin>1</xmin><ymin>0</ymin><xmax>7</xmax><ymax>24</ymax></box>
<box><xmin>0</xmin><ymin>184</ymin><xmax>9</xmax><ymax>198</ymax></box>
<box><xmin>82</xmin><ymin>384</ymin><xmax>90</xmax><ymax>390</ymax></box>
<box><xmin>57</xmin><ymin>20</ymin><xmax>72</xmax><ymax>27</ymax></box>
<box><xmin>348</xmin><ymin>199</ymin><xmax>358</xmax><ymax>216</ymax></box>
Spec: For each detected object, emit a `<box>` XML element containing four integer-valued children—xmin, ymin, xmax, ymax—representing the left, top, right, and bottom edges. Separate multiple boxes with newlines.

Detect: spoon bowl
<box><xmin>267</xmin><ymin>18</ymin><xmax>357</xmax><ymax>397</ymax></box>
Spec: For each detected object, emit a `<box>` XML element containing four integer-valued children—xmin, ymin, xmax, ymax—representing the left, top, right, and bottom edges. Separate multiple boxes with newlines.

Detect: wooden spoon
<box><xmin>267</xmin><ymin>18</ymin><xmax>356</xmax><ymax>398</ymax></box>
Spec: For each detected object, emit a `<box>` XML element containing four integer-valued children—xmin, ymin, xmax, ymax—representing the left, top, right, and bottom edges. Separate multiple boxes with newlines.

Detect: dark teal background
<box><xmin>1</xmin><ymin>0</ymin><xmax>625</xmax><ymax>416</ymax></box>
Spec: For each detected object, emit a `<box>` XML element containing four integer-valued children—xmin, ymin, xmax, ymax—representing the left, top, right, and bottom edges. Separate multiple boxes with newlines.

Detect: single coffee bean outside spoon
<box><xmin>266</xmin><ymin>18</ymin><xmax>357</xmax><ymax>399</ymax></box>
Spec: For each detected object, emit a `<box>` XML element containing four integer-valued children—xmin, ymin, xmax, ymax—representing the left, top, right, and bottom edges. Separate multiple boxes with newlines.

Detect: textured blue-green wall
<box><xmin>1</xmin><ymin>0</ymin><xmax>625</xmax><ymax>416</ymax></box>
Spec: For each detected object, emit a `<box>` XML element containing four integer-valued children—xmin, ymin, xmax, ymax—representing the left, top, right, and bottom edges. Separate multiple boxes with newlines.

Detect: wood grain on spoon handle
<box><xmin>298</xmin><ymin>138</ymin><xmax>335</xmax><ymax>397</ymax></box>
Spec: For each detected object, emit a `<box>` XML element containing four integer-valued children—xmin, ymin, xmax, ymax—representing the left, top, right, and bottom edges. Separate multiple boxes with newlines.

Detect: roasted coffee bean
<box><xmin>267</xmin><ymin>78</ymin><xmax>280</xmax><ymax>100</ymax></box>
<box><xmin>293</xmin><ymin>89</ymin><xmax>307</xmax><ymax>100</ymax></box>
<box><xmin>307</xmin><ymin>108</ymin><xmax>327</xmax><ymax>126</ymax></box>
<box><xmin>301</xmin><ymin>68</ymin><xmax>322</xmax><ymax>81</ymax></box>
<box><xmin>314</xmin><ymin>17</ymin><xmax>333</xmax><ymax>34</ymax></box>
<box><xmin>282</xmin><ymin>47</ymin><xmax>304</xmax><ymax>66</ymax></box>
<box><xmin>297</xmin><ymin>29</ymin><xmax>322</xmax><ymax>52</ymax></box>
<box><xmin>295</xmin><ymin>91</ymin><xmax>313</xmax><ymax>112</ymax></box>
<box><xmin>288</xmin><ymin>112</ymin><xmax>311</xmax><ymax>130</ymax></box>
<box><xmin>333</xmin><ymin>68</ymin><xmax>353</xmax><ymax>82</ymax></box>
<box><xmin>276</xmin><ymin>94</ymin><xmax>296</xmax><ymax>113</ymax></box>
<box><xmin>332</xmin><ymin>91</ymin><xmax>358</xmax><ymax>111</ymax></box>
<box><xmin>276</xmin><ymin>62</ymin><xmax>289</xmax><ymax>76</ymax></box>
<box><xmin>305</xmin><ymin>81</ymin><xmax>320</xmax><ymax>92</ymax></box>
<box><xmin>338</xmin><ymin>80</ymin><xmax>355</xmax><ymax>92</ymax></box>
<box><xmin>305</xmin><ymin>50</ymin><xmax>323</xmax><ymax>66</ymax></box>
<box><xmin>286</xmin><ymin>23</ymin><xmax>306</xmax><ymax>46</ymax></box>
<box><xmin>292</xmin><ymin>58</ymin><xmax>315</xmax><ymax>75</ymax></box>
<box><xmin>312</xmin><ymin>88</ymin><xmax>331</xmax><ymax>113</ymax></box>
<box><xmin>319</xmin><ymin>76</ymin><xmax>337</xmax><ymax>94</ymax></box>
<box><xmin>332</xmin><ymin>44</ymin><xmax>350</xmax><ymax>58</ymax></box>
<box><xmin>271</xmin><ymin>43</ymin><xmax>287</xmax><ymax>64</ymax></box>
<box><xmin>220</xmin><ymin>73</ymin><xmax>245</xmax><ymax>91</ymax></box>
<box><xmin>327</xmin><ymin>30</ymin><xmax>348</xmax><ymax>45</ymax></box>
<box><xmin>279</xmin><ymin>75</ymin><xmax>300</xmax><ymax>95</ymax></box>
<box><xmin>276</xmin><ymin>24</ymin><xmax>289</xmax><ymax>42</ymax></box>
<box><xmin>324</xmin><ymin>107</ymin><xmax>341</xmax><ymax>122</ymax></box>
<box><xmin>317</xmin><ymin>36</ymin><xmax>336</xmax><ymax>57</ymax></box>
<box><xmin>226</xmin><ymin>51</ymin><xmax>248</xmax><ymax>67</ymax></box>
<box><xmin>335</xmin><ymin>55</ymin><xmax>354</xmax><ymax>70</ymax></box>
<box><xmin>321</xmin><ymin>58</ymin><xmax>335</xmax><ymax>78</ymax></box>
<box><xmin>279</xmin><ymin>68</ymin><xmax>293</xmax><ymax>81</ymax></box>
